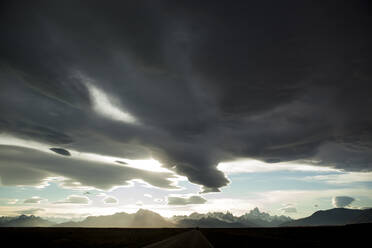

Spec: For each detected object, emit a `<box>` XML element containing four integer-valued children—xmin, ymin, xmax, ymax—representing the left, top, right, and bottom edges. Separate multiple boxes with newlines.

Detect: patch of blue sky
<box><xmin>0</xmin><ymin>182</ymin><xmax>77</xmax><ymax>204</ymax></box>
<box><xmin>220</xmin><ymin>171</ymin><xmax>352</xmax><ymax>196</ymax></box>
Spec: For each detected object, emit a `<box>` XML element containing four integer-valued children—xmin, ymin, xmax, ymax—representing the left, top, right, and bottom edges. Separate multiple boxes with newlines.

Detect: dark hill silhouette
<box><xmin>351</xmin><ymin>208</ymin><xmax>372</xmax><ymax>224</ymax></box>
<box><xmin>282</xmin><ymin>208</ymin><xmax>368</xmax><ymax>226</ymax></box>
<box><xmin>0</xmin><ymin>215</ymin><xmax>53</xmax><ymax>227</ymax></box>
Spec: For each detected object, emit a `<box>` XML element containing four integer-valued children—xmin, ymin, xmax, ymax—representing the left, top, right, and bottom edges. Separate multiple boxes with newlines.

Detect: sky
<box><xmin>0</xmin><ymin>0</ymin><xmax>372</xmax><ymax>221</ymax></box>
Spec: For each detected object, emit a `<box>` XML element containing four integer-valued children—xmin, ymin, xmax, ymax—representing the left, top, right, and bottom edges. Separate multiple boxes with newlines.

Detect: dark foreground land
<box><xmin>1</xmin><ymin>224</ymin><xmax>370</xmax><ymax>248</ymax></box>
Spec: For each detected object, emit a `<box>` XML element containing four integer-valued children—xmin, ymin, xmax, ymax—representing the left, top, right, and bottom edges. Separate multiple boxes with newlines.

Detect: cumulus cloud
<box><xmin>55</xmin><ymin>195</ymin><xmax>90</xmax><ymax>205</ymax></box>
<box><xmin>332</xmin><ymin>196</ymin><xmax>355</xmax><ymax>208</ymax></box>
<box><xmin>103</xmin><ymin>196</ymin><xmax>118</xmax><ymax>204</ymax></box>
<box><xmin>167</xmin><ymin>195</ymin><xmax>207</xmax><ymax>205</ymax></box>
<box><xmin>0</xmin><ymin>1</ymin><xmax>371</xmax><ymax>192</ymax></box>
<box><xmin>24</xmin><ymin>196</ymin><xmax>44</xmax><ymax>204</ymax></box>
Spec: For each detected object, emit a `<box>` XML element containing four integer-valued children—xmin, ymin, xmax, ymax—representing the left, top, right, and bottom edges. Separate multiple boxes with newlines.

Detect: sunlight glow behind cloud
<box><xmin>0</xmin><ymin>134</ymin><xmax>173</xmax><ymax>174</ymax></box>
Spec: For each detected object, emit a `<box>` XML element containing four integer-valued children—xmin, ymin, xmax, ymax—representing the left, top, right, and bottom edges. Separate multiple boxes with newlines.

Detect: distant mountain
<box><xmin>57</xmin><ymin>208</ymin><xmax>267</xmax><ymax>228</ymax></box>
<box><xmin>5</xmin><ymin>208</ymin><xmax>371</xmax><ymax>228</ymax></box>
<box><xmin>178</xmin><ymin>216</ymin><xmax>246</xmax><ymax>228</ymax></box>
<box><xmin>0</xmin><ymin>215</ymin><xmax>54</xmax><ymax>227</ymax></box>
<box><xmin>238</xmin><ymin>207</ymin><xmax>292</xmax><ymax>227</ymax></box>
<box><xmin>131</xmin><ymin>209</ymin><xmax>172</xmax><ymax>227</ymax></box>
<box><xmin>56</xmin><ymin>209</ymin><xmax>174</xmax><ymax>227</ymax></box>
<box><xmin>173</xmin><ymin>208</ymin><xmax>291</xmax><ymax>227</ymax></box>
<box><xmin>282</xmin><ymin>208</ymin><xmax>369</xmax><ymax>226</ymax></box>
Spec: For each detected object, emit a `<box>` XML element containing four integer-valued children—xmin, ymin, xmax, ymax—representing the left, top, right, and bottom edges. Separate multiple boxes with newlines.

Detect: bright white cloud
<box><xmin>304</xmin><ymin>172</ymin><xmax>372</xmax><ymax>184</ymax></box>
<box><xmin>82</xmin><ymin>76</ymin><xmax>137</xmax><ymax>124</ymax></box>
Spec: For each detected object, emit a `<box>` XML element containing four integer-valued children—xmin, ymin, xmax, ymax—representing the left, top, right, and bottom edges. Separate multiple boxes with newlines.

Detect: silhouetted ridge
<box><xmin>173</xmin><ymin>208</ymin><xmax>291</xmax><ymax>227</ymax></box>
<box><xmin>352</xmin><ymin>208</ymin><xmax>372</xmax><ymax>224</ymax></box>
<box><xmin>282</xmin><ymin>208</ymin><xmax>368</xmax><ymax>226</ymax></box>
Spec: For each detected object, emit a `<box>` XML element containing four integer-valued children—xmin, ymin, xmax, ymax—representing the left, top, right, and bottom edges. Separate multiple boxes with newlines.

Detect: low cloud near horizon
<box><xmin>24</xmin><ymin>196</ymin><xmax>44</xmax><ymax>204</ymax></box>
<box><xmin>280</xmin><ymin>204</ymin><xmax>298</xmax><ymax>214</ymax></box>
<box><xmin>15</xmin><ymin>208</ymin><xmax>45</xmax><ymax>215</ymax></box>
<box><xmin>332</xmin><ymin>196</ymin><xmax>355</xmax><ymax>208</ymax></box>
<box><xmin>167</xmin><ymin>195</ymin><xmax>207</xmax><ymax>205</ymax></box>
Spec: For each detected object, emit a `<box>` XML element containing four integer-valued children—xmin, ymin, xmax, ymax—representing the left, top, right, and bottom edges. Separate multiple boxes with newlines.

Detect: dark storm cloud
<box><xmin>0</xmin><ymin>0</ymin><xmax>371</xmax><ymax>190</ymax></box>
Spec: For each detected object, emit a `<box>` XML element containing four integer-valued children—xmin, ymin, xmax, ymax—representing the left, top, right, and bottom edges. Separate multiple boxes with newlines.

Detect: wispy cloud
<box><xmin>303</xmin><ymin>172</ymin><xmax>372</xmax><ymax>184</ymax></box>
<box><xmin>81</xmin><ymin>74</ymin><xmax>138</xmax><ymax>124</ymax></box>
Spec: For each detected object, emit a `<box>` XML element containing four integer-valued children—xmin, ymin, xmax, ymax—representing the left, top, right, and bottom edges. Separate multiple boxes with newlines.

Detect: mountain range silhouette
<box><xmin>1</xmin><ymin>208</ymin><xmax>371</xmax><ymax>228</ymax></box>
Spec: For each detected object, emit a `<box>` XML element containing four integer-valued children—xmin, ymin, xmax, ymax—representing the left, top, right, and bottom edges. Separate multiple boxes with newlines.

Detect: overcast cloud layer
<box><xmin>0</xmin><ymin>0</ymin><xmax>371</xmax><ymax>191</ymax></box>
